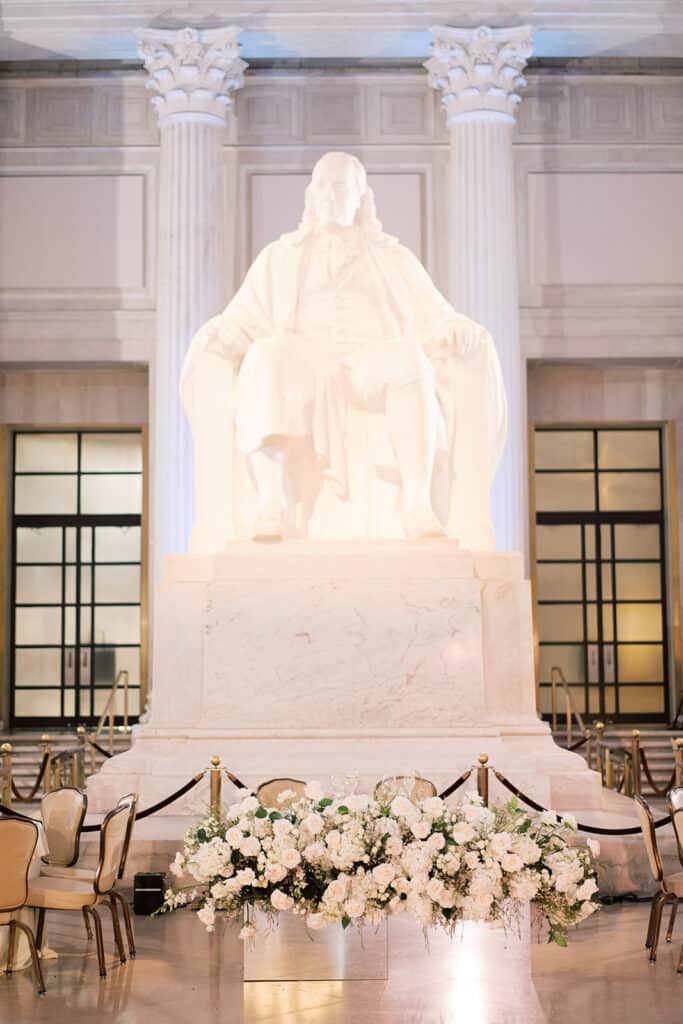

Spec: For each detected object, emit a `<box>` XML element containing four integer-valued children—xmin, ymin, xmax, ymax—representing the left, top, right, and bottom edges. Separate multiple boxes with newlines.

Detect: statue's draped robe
<box><xmin>181</xmin><ymin>227</ymin><xmax>507</xmax><ymax>550</ymax></box>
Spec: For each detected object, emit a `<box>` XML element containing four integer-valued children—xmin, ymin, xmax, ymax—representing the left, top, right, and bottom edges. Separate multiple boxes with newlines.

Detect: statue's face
<box><xmin>310</xmin><ymin>158</ymin><xmax>363</xmax><ymax>228</ymax></box>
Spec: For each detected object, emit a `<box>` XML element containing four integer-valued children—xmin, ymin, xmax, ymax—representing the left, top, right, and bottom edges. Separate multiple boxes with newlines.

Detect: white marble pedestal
<box><xmin>87</xmin><ymin>542</ymin><xmax>602</xmax><ymax>814</ymax></box>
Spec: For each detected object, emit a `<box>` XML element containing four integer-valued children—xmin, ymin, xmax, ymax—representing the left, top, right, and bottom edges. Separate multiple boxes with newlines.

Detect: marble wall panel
<box><xmin>0</xmin><ymin>367</ymin><xmax>149</xmax><ymax>425</ymax></box>
<box><xmin>25</xmin><ymin>86</ymin><xmax>95</xmax><ymax>145</ymax></box>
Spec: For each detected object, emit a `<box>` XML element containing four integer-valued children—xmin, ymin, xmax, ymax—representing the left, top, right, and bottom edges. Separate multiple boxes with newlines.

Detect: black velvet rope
<box><xmin>438</xmin><ymin>768</ymin><xmax>473</xmax><ymax>800</ymax></box>
<box><xmin>639</xmin><ymin>749</ymin><xmax>677</xmax><ymax>799</ymax></box>
<box><xmin>567</xmin><ymin>735</ymin><xmax>589</xmax><ymax>752</ymax></box>
<box><xmin>224</xmin><ymin>769</ymin><xmax>248</xmax><ymax>790</ymax></box>
<box><xmin>81</xmin><ymin>773</ymin><xmax>206</xmax><ymax>832</ymax></box>
<box><xmin>0</xmin><ymin>802</ymin><xmax>42</xmax><ymax>824</ymax></box>
<box><xmin>492</xmin><ymin>769</ymin><xmax>672</xmax><ymax>836</ymax></box>
<box><xmin>88</xmin><ymin>739</ymin><xmax>114</xmax><ymax>759</ymax></box>
<box><xmin>10</xmin><ymin>753</ymin><xmax>49</xmax><ymax>803</ymax></box>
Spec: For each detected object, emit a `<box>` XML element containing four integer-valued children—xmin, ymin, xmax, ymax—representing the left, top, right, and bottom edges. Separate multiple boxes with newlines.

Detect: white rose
<box><xmin>428</xmin><ymin>832</ymin><xmax>446</xmax><ymax>851</ymax></box>
<box><xmin>575</xmin><ymin>878</ymin><xmax>598</xmax><ymax>901</ymax></box>
<box><xmin>501</xmin><ymin>853</ymin><xmax>524</xmax><ymax>873</ymax></box>
<box><xmin>197</xmin><ymin>904</ymin><xmax>215</xmax><ymax>932</ymax></box>
<box><xmin>324</xmin><ymin>878</ymin><xmax>349</xmax><ymax>904</ymax></box>
<box><xmin>303</xmin><ymin>841</ymin><xmax>326</xmax><ymax>863</ymax></box>
<box><xmin>240</xmin><ymin>835</ymin><xmax>261</xmax><ymax>858</ymax></box>
<box><xmin>345</xmin><ymin>898</ymin><xmax>365</xmax><ymax>919</ymax></box>
<box><xmin>490</xmin><ymin>832</ymin><xmax>512</xmax><ymax>859</ymax></box>
<box><xmin>265</xmin><ymin>862</ymin><xmax>288</xmax><ymax>883</ymax></box>
<box><xmin>390</xmin><ymin>796</ymin><xmax>418</xmax><ymax>819</ymax></box>
<box><xmin>306</xmin><ymin>913</ymin><xmax>329</xmax><ymax>931</ymax></box>
<box><xmin>281</xmin><ymin>848</ymin><xmax>301</xmax><ymax>869</ymax></box>
<box><xmin>239</xmin><ymin>796</ymin><xmax>259</xmax><ymax>814</ymax></box>
<box><xmin>270</xmin><ymin>890</ymin><xmax>294</xmax><ymax>911</ymax></box>
<box><xmin>239</xmin><ymin>922</ymin><xmax>256</xmax><ymax>941</ymax></box>
<box><xmin>226</xmin><ymin>826</ymin><xmax>243</xmax><ymax>847</ymax></box>
<box><xmin>421</xmin><ymin>797</ymin><xmax>444</xmax><ymax>819</ymax></box>
<box><xmin>385</xmin><ymin>836</ymin><xmax>404</xmax><ymax>857</ymax></box>
<box><xmin>452</xmin><ymin>821</ymin><xmax>476</xmax><ymax>845</ymax></box>
<box><xmin>304</xmin><ymin>781</ymin><xmax>324</xmax><ymax>802</ymax></box>
<box><xmin>326</xmin><ymin>830</ymin><xmax>342</xmax><ymax>850</ymax></box>
<box><xmin>372</xmin><ymin>863</ymin><xmax>396</xmax><ymax>889</ymax></box>
<box><xmin>425</xmin><ymin>878</ymin><xmax>446</xmax><ymax>902</ymax></box>
<box><xmin>272</xmin><ymin>818</ymin><xmax>293</xmax><ymax>837</ymax></box>
<box><xmin>302</xmin><ymin>813</ymin><xmax>324</xmax><ymax>835</ymax></box>
<box><xmin>236</xmin><ymin>868</ymin><xmax>256</xmax><ymax>886</ymax></box>
<box><xmin>411</xmin><ymin>821</ymin><xmax>431</xmax><ymax>841</ymax></box>
<box><xmin>170</xmin><ymin>852</ymin><xmax>185</xmax><ymax>878</ymax></box>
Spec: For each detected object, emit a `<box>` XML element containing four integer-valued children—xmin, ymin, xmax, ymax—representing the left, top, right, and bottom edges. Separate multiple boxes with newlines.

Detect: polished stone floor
<box><xmin>0</xmin><ymin>902</ymin><xmax>681</xmax><ymax>1024</ymax></box>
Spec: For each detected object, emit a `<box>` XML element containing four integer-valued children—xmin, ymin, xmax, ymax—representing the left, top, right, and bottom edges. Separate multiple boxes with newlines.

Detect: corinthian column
<box><xmin>137</xmin><ymin>26</ymin><xmax>246</xmax><ymax>579</ymax></box>
<box><xmin>426</xmin><ymin>25</ymin><xmax>533</xmax><ymax>555</ymax></box>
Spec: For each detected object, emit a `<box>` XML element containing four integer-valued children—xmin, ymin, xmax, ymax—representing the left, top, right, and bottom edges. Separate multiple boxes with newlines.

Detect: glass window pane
<box><xmin>15</xmin><ymin>648</ymin><xmax>61</xmax><ymax>686</ymax></box>
<box><xmin>534</xmin><ymin>430</ymin><xmax>594</xmax><ymax>470</ymax></box>
<box><xmin>537</xmin><ymin>604</ymin><xmax>584</xmax><ymax>642</ymax></box>
<box><xmin>535</xmin><ymin>473</ymin><xmax>595</xmax><ymax>512</ymax></box>
<box><xmin>94</xmin><ymin>606</ymin><xmax>140</xmax><ymax>645</ymax></box>
<box><xmin>14</xmin><ymin>475</ymin><xmax>77</xmax><ymax>515</ymax></box>
<box><xmin>598</xmin><ymin>472</ymin><xmax>660</xmax><ymax>511</ymax></box>
<box><xmin>65</xmin><ymin>566</ymin><xmax>75</xmax><ymax>604</ymax></box>
<box><xmin>80</xmin><ymin>606</ymin><xmax>92</xmax><ymax>645</ymax></box>
<box><xmin>65</xmin><ymin>528</ymin><xmax>76</xmax><ymax>563</ymax></box>
<box><xmin>16</xmin><ymin>528</ymin><xmax>62</xmax><ymax>564</ymax></box>
<box><xmin>586</xmin><ymin>604</ymin><xmax>598</xmax><ymax>642</ymax></box>
<box><xmin>105</xmin><ymin>646</ymin><xmax>141</xmax><ymax>687</ymax></box>
<box><xmin>603</xmin><ymin>686</ymin><xmax>616</xmax><ymax>715</ymax></box>
<box><xmin>81</xmin><ymin>474</ymin><xmax>141</xmax><ymax>515</ymax></box>
<box><xmin>538</xmin><ymin>644</ymin><xmax>585</xmax><ymax>683</ymax></box>
<box><xmin>584</xmin><ymin>526</ymin><xmax>596</xmax><ymax>560</ymax></box>
<box><xmin>597</xmin><ymin>430</ymin><xmax>660</xmax><ymax>470</ymax></box>
<box><xmin>616</xmin><ymin>563</ymin><xmax>661</xmax><ymax>601</ymax></box>
<box><xmin>64</xmin><ymin>606</ymin><xmax>75</xmax><ymax>646</ymax></box>
<box><xmin>15</xmin><ymin>565</ymin><xmax>62</xmax><ymax>605</ymax></box>
<box><xmin>80</xmin><ymin>565</ymin><xmax>92</xmax><ymax>604</ymax></box>
<box><xmin>601</xmin><ymin>565</ymin><xmax>613</xmax><ymax>600</ymax></box>
<box><xmin>618</xmin><ymin>687</ymin><xmax>665</xmax><ymax>714</ymax></box>
<box><xmin>14</xmin><ymin>691</ymin><xmax>61</xmax><ymax>717</ymax></box>
<box><xmin>602</xmin><ymin>604</ymin><xmax>614</xmax><ymax>642</ymax></box>
<box><xmin>63</xmin><ymin>691</ymin><xmax>75</xmax><ymax>717</ymax></box>
<box><xmin>15</xmin><ymin>606</ymin><xmax>62</xmax><ymax>645</ymax></box>
<box><xmin>535</xmin><ymin>525</ymin><xmax>581</xmax><ymax>561</ymax></box>
<box><xmin>600</xmin><ymin>525</ymin><xmax>612</xmax><ymax>559</ymax></box>
<box><xmin>536</xmin><ymin>564</ymin><xmax>582</xmax><ymax>601</ymax></box>
<box><xmin>614</xmin><ymin>524</ymin><xmax>660</xmax><ymax>560</ymax></box>
<box><xmin>616</xmin><ymin>603</ymin><xmax>663</xmax><ymax>642</ymax></box>
<box><xmin>617</xmin><ymin>644</ymin><xmax>664</xmax><ymax>684</ymax></box>
<box><xmin>95</xmin><ymin>565</ymin><xmax>140</xmax><ymax>604</ymax></box>
<box><xmin>587</xmin><ymin>686</ymin><xmax>602</xmax><ymax>715</ymax></box>
<box><xmin>95</xmin><ymin>526</ymin><xmax>141</xmax><ymax>562</ymax></box>
<box><xmin>80</xmin><ymin>527</ymin><xmax>92</xmax><ymax>564</ymax></box>
<box><xmin>585</xmin><ymin>563</ymin><xmax>596</xmax><ymax>601</ymax></box>
<box><xmin>81</xmin><ymin>432</ymin><xmax>142</xmax><ymax>472</ymax></box>
<box><xmin>15</xmin><ymin>433</ymin><xmax>77</xmax><ymax>472</ymax></box>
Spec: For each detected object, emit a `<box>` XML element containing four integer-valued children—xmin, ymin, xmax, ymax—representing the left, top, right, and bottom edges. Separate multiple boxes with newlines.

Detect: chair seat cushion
<box><xmin>663</xmin><ymin>871</ymin><xmax>683</xmax><ymax>897</ymax></box>
<box><xmin>27</xmin><ymin>877</ymin><xmax>98</xmax><ymax>911</ymax></box>
<box><xmin>40</xmin><ymin>864</ymin><xmax>93</xmax><ymax>882</ymax></box>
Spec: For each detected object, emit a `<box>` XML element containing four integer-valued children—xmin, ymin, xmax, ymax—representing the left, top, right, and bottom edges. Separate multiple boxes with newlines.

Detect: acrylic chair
<box><xmin>374</xmin><ymin>776</ymin><xmax>437</xmax><ymax>804</ymax></box>
<box><xmin>0</xmin><ymin>818</ymin><xmax>46</xmax><ymax>995</ymax></box>
<box><xmin>40</xmin><ymin>787</ymin><xmax>88</xmax><ymax>868</ymax></box>
<box><xmin>666</xmin><ymin>786</ymin><xmax>683</xmax><ymax>973</ymax></box>
<box><xmin>26</xmin><ymin>803</ymin><xmax>130</xmax><ymax>977</ymax></box>
<box><xmin>634</xmin><ymin>795</ymin><xmax>683</xmax><ymax>963</ymax></box>
<box><xmin>40</xmin><ymin>794</ymin><xmax>137</xmax><ymax>960</ymax></box>
<box><xmin>257</xmin><ymin>778</ymin><xmax>307</xmax><ymax>810</ymax></box>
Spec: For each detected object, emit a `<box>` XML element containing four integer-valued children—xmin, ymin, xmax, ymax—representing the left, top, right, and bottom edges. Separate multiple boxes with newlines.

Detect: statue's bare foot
<box><xmin>404</xmin><ymin>508</ymin><xmax>446</xmax><ymax>540</ymax></box>
<box><xmin>252</xmin><ymin>505</ymin><xmax>284</xmax><ymax>542</ymax></box>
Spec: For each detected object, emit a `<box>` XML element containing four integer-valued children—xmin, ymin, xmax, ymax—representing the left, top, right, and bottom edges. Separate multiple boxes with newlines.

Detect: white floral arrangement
<box><xmin>161</xmin><ymin>783</ymin><xmax>600</xmax><ymax>947</ymax></box>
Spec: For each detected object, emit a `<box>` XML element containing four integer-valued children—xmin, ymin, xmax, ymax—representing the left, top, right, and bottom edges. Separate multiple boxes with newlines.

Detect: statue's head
<box><xmin>300</xmin><ymin>152</ymin><xmax>382</xmax><ymax>234</ymax></box>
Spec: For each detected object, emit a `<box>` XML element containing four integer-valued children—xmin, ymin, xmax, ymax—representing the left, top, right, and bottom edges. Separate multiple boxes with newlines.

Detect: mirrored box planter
<box><xmin>242</xmin><ymin>911</ymin><xmax>388</xmax><ymax>981</ymax></box>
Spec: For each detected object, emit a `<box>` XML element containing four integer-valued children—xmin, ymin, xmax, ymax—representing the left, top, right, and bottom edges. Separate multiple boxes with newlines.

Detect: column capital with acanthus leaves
<box><xmin>136</xmin><ymin>25</ymin><xmax>247</xmax><ymax>127</ymax></box>
<box><xmin>425</xmin><ymin>25</ymin><xmax>533</xmax><ymax>125</ymax></box>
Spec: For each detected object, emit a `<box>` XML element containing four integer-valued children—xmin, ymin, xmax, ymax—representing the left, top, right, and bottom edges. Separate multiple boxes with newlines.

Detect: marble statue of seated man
<box><xmin>180</xmin><ymin>151</ymin><xmax>507</xmax><ymax>549</ymax></box>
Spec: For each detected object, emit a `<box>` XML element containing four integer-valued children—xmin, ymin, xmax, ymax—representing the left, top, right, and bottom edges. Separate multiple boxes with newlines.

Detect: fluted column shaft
<box><xmin>138</xmin><ymin>26</ymin><xmax>245</xmax><ymax>579</ymax></box>
<box><xmin>427</xmin><ymin>25</ymin><xmax>533</xmax><ymax>554</ymax></box>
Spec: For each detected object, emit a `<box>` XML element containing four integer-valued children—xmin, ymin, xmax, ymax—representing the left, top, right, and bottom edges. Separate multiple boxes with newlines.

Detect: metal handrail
<box><xmin>89</xmin><ymin>669</ymin><xmax>130</xmax><ymax>767</ymax></box>
<box><xmin>550</xmin><ymin>666</ymin><xmax>586</xmax><ymax>748</ymax></box>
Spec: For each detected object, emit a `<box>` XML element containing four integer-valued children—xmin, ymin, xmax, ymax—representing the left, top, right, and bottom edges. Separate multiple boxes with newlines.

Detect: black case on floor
<box><xmin>133</xmin><ymin>871</ymin><xmax>166</xmax><ymax>915</ymax></box>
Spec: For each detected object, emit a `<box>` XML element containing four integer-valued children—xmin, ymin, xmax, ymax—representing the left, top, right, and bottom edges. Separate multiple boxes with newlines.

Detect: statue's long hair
<box><xmin>297</xmin><ymin>152</ymin><xmax>383</xmax><ymax>235</ymax></box>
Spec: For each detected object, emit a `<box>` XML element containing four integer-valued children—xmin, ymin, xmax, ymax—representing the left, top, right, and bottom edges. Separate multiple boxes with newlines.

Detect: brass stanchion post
<box><xmin>76</xmin><ymin>726</ymin><xmax>86</xmax><ymax>787</ymax></box>
<box><xmin>477</xmin><ymin>754</ymin><xmax>489</xmax><ymax>807</ymax></box>
<box><xmin>1</xmin><ymin>743</ymin><xmax>12</xmax><ymax>807</ymax></box>
<box><xmin>595</xmin><ymin>722</ymin><xmax>605</xmax><ymax>780</ymax></box>
<box><xmin>89</xmin><ymin>733</ymin><xmax>96</xmax><ymax>776</ymax></box>
<box><xmin>210</xmin><ymin>756</ymin><xmax>222</xmax><ymax>820</ymax></box>
<box><xmin>674</xmin><ymin>737</ymin><xmax>683</xmax><ymax>788</ymax></box>
<box><xmin>41</xmin><ymin>734</ymin><xmax>52</xmax><ymax>795</ymax></box>
<box><xmin>566</xmin><ymin>691</ymin><xmax>573</xmax><ymax>748</ymax></box>
<box><xmin>623</xmin><ymin>753</ymin><xmax>633</xmax><ymax>797</ymax></box>
<box><xmin>631</xmin><ymin>729</ymin><xmax>641</xmax><ymax>799</ymax></box>
<box><xmin>585</xmin><ymin>729</ymin><xmax>593</xmax><ymax>771</ymax></box>
<box><xmin>604</xmin><ymin>748</ymin><xmax>613</xmax><ymax>789</ymax></box>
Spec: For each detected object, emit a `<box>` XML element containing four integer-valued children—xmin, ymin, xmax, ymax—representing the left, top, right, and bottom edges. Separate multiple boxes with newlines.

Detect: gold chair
<box><xmin>0</xmin><ymin>818</ymin><xmax>46</xmax><ymax>995</ymax></box>
<box><xmin>40</xmin><ymin>794</ymin><xmax>137</xmax><ymax>960</ymax></box>
<box><xmin>374</xmin><ymin>775</ymin><xmax>437</xmax><ymax>804</ymax></box>
<box><xmin>666</xmin><ymin>786</ymin><xmax>683</xmax><ymax>973</ymax></box>
<box><xmin>634</xmin><ymin>795</ymin><xmax>683</xmax><ymax>963</ymax></box>
<box><xmin>40</xmin><ymin>787</ymin><xmax>87</xmax><ymax>868</ymax></box>
<box><xmin>257</xmin><ymin>778</ymin><xmax>307</xmax><ymax>809</ymax></box>
<box><xmin>27</xmin><ymin>803</ymin><xmax>130</xmax><ymax>978</ymax></box>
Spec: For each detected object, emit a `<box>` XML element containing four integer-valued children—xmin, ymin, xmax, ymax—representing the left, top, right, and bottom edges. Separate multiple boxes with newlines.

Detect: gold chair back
<box><xmin>257</xmin><ymin>778</ymin><xmax>307</xmax><ymax>810</ymax></box>
<box><xmin>634</xmin><ymin>795</ymin><xmax>664</xmax><ymax>883</ymax></box>
<box><xmin>115</xmin><ymin>792</ymin><xmax>138</xmax><ymax>880</ymax></box>
<box><xmin>667</xmin><ymin>785</ymin><xmax>683</xmax><ymax>865</ymax></box>
<box><xmin>374</xmin><ymin>776</ymin><xmax>437</xmax><ymax>804</ymax></box>
<box><xmin>0</xmin><ymin>818</ymin><xmax>38</xmax><ymax>914</ymax></box>
<box><xmin>40</xmin><ymin>787</ymin><xmax>87</xmax><ymax>867</ymax></box>
<box><xmin>95</xmin><ymin>804</ymin><xmax>130</xmax><ymax>895</ymax></box>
